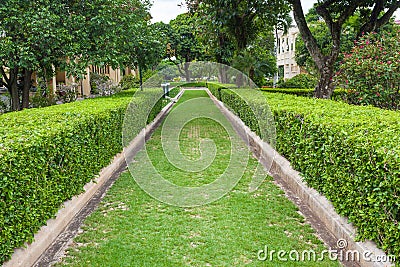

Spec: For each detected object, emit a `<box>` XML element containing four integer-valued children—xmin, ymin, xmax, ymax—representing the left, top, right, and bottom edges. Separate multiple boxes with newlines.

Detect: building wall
<box><xmin>54</xmin><ymin>65</ymin><xmax>126</xmax><ymax>96</ymax></box>
<box><xmin>276</xmin><ymin>25</ymin><xmax>301</xmax><ymax>80</ymax></box>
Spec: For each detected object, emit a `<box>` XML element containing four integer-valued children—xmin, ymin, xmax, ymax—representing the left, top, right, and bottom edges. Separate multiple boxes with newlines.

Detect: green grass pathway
<box><xmin>58</xmin><ymin>90</ymin><xmax>338</xmax><ymax>266</ymax></box>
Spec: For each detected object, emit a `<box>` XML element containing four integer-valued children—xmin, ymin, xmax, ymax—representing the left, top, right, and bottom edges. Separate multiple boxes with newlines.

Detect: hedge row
<box><xmin>260</xmin><ymin>87</ymin><xmax>348</xmax><ymax>100</ymax></box>
<box><xmin>0</xmin><ymin>88</ymin><xmax>169</xmax><ymax>263</ymax></box>
<box><xmin>207</xmin><ymin>83</ymin><xmax>400</xmax><ymax>261</ymax></box>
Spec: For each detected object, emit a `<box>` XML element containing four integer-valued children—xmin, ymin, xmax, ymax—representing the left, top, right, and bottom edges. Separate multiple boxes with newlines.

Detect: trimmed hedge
<box><xmin>277</xmin><ymin>73</ymin><xmax>317</xmax><ymax>89</ymax></box>
<box><xmin>208</xmin><ymin>83</ymin><xmax>263</xmax><ymax>137</ymax></box>
<box><xmin>260</xmin><ymin>87</ymin><xmax>314</xmax><ymax>97</ymax></box>
<box><xmin>207</xmin><ymin>83</ymin><xmax>400</xmax><ymax>261</ymax></box>
<box><xmin>260</xmin><ymin>87</ymin><xmax>348</xmax><ymax>100</ymax></box>
<box><xmin>0</xmin><ymin>88</ymin><xmax>168</xmax><ymax>263</ymax></box>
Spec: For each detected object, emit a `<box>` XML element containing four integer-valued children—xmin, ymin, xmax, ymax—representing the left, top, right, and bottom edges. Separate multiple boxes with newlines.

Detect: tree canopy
<box><xmin>166</xmin><ymin>13</ymin><xmax>205</xmax><ymax>82</ymax></box>
<box><xmin>0</xmin><ymin>0</ymin><xmax>156</xmax><ymax>111</ymax></box>
<box><xmin>290</xmin><ymin>0</ymin><xmax>400</xmax><ymax>98</ymax></box>
<box><xmin>185</xmin><ymin>0</ymin><xmax>290</xmax><ymax>85</ymax></box>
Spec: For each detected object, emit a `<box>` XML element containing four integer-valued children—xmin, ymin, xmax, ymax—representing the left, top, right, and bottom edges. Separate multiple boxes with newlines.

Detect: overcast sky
<box><xmin>150</xmin><ymin>0</ymin><xmax>399</xmax><ymax>24</ymax></box>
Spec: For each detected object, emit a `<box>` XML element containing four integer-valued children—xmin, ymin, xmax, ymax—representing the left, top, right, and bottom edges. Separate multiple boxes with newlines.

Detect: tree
<box><xmin>232</xmin><ymin>30</ymin><xmax>277</xmax><ymax>86</ymax></box>
<box><xmin>167</xmin><ymin>13</ymin><xmax>204</xmax><ymax>82</ymax></box>
<box><xmin>187</xmin><ymin>0</ymin><xmax>290</xmax><ymax>51</ymax></box>
<box><xmin>186</xmin><ymin>0</ymin><xmax>290</xmax><ymax>83</ymax></box>
<box><xmin>290</xmin><ymin>0</ymin><xmax>400</xmax><ymax>98</ymax></box>
<box><xmin>0</xmin><ymin>0</ymin><xmax>77</xmax><ymax>110</ymax></box>
<box><xmin>337</xmin><ymin>26</ymin><xmax>400</xmax><ymax>110</ymax></box>
<box><xmin>294</xmin><ymin>8</ymin><xmax>361</xmax><ymax>76</ymax></box>
<box><xmin>127</xmin><ymin>23</ymin><xmax>166</xmax><ymax>90</ymax></box>
<box><xmin>0</xmin><ymin>0</ymin><xmax>152</xmax><ymax>111</ymax></box>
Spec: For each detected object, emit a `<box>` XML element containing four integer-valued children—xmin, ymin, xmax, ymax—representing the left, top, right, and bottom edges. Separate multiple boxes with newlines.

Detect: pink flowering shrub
<box><xmin>336</xmin><ymin>27</ymin><xmax>400</xmax><ymax>110</ymax></box>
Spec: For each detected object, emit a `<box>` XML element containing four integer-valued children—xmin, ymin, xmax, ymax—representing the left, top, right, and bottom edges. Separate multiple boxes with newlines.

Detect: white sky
<box><xmin>150</xmin><ymin>0</ymin><xmax>188</xmax><ymax>23</ymax></box>
<box><xmin>150</xmin><ymin>0</ymin><xmax>399</xmax><ymax>24</ymax></box>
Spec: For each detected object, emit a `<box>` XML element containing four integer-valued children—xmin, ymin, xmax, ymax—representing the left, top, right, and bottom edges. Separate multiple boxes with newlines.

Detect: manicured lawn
<box><xmin>58</xmin><ymin>90</ymin><xmax>338</xmax><ymax>266</ymax></box>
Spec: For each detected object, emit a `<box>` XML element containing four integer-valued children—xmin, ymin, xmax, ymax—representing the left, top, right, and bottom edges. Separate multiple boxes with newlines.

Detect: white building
<box><xmin>276</xmin><ymin>25</ymin><xmax>302</xmax><ymax>80</ymax></box>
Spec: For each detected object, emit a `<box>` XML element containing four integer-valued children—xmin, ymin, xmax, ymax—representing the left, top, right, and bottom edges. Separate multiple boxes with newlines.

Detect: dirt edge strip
<box><xmin>206</xmin><ymin>88</ymin><xmax>392</xmax><ymax>267</ymax></box>
<box><xmin>4</xmin><ymin>89</ymin><xmax>184</xmax><ymax>267</ymax></box>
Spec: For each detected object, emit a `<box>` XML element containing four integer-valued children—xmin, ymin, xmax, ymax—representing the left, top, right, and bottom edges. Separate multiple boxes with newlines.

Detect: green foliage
<box><xmin>336</xmin><ymin>28</ymin><xmax>400</xmax><ymax>110</ymax></box>
<box><xmin>232</xmin><ymin>31</ymin><xmax>277</xmax><ymax>87</ymax></box>
<box><xmin>294</xmin><ymin>8</ymin><xmax>359</xmax><ymax>76</ymax></box>
<box><xmin>277</xmin><ymin>74</ymin><xmax>318</xmax><ymax>89</ymax></box>
<box><xmin>56</xmin><ymin>84</ymin><xmax>79</xmax><ymax>103</ymax></box>
<box><xmin>119</xmin><ymin>74</ymin><xmax>137</xmax><ymax>91</ymax></box>
<box><xmin>187</xmin><ymin>0</ymin><xmax>290</xmax><ymax>51</ymax></box>
<box><xmin>207</xmin><ymin>83</ymin><xmax>262</xmax><ymax>136</ymax></box>
<box><xmin>166</xmin><ymin>13</ymin><xmax>206</xmax><ymax>81</ymax></box>
<box><xmin>207</xmin><ymin>83</ymin><xmax>400</xmax><ymax>261</ymax></box>
<box><xmin>0</xmin><ymin>0</ymin><xmax>154</xmax><ymax>110</ymax></box>
<box><xmin>186</xmin><ymin>0</ymin><xmax>289</xmax><ymax>84</ymax></box>
<box><xmin>30</xmin><ymin>92</ymin><xmax>56</xmax><ymax>108</ymax></box>
<box><xmin>259</xmin><ymin>87</ymin><xmax>347</xmax><ymax>100</ymax></box>
<box><xmin>261</xmin><ymin>87</ymin><xmax>314</xmax><ymax>97</ymax></box>
<box><xmin>177</xmin><ymin>82</ymin><xmax>207</xmax><ymax>88</ymax></box>
<box><xmin>0</xmin><ymin>88</ymin><xmax>166</xmax><ymax>264</ymax></box>
<box><xmin>58</xmin><ymin>91</ymin><xmax>336</xmax><ymax>267</ymax></box>
<box><xmin>89</xmin><ymin>73</ymin><xmax>121</xmax><ymax>96</ymax></box>
<box><xmin>118</xmin><ymin>71</ymin><xmax>156</xmax><ymax>91</ymax></box>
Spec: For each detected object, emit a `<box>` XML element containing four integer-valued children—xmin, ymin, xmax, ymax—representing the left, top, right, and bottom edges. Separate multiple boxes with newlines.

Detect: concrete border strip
<box><xmin>205</xmin><ymin>88</ymin><xmax>393</xmax><ymax>267</ymax></box>
<box><xmin>3</xmin><ymin>89</ymin><xmax>184</xmax><ymax>267</ymax></box>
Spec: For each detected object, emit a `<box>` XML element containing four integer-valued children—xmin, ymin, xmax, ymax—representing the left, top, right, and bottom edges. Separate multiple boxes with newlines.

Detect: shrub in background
<box><xmin>118</xmin><ymin>70</ymin><xmax>157</xmax><ymax>91</ymax></box>
<box><xmin>56</xmin><ymin>84</ymin><xmax>78</xmax><ymax>103</ymax></box>
<box><xmin>119</xmin><ymin>74</ymin><xmax>137</xmax><ymax>90</ymax></box>
<box><xmin>30</xmin><ymin>86</ymin><xmax>57</xmax><ymax>108</ymax></box>
<box><xmin>336</xmin><ymin>27</ymin><xmax>400</xmax><ymax>110</ymax></box>
<box><xmin>89</xmin><ymin>72</ymin><xmax>110</xmax><ymax>95</ymax></box>
<box><xmin>278</xmin><ymin>73</ymin><xmax>317</xmax><ymax>89</ymax></box>
<box><xmin>0</xmin><ymin>93</ymin><xmax>11</xmax><ymax>113</ymax></box>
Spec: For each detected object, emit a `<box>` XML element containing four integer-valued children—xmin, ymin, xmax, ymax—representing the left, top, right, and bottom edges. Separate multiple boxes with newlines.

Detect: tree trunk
<box><xmin>249</xmin><ymin>67</ymin><xmax>255</xmax><ymax>81</ymax></box>
<box><xmin>314</xmin><ymin>65</ymin><xmax>334</xmax><ymax>99</ymax></box>
<box><xmin>184</xmin><ymin>62</ymin><xmax>190</xmax><ymax>82</ymax></box>
<box><xmin>235</xmin><ymin>72</ymin><xmax>244</xmax><ymax>88</ymax></box>
<box><xmin>22</xmin><ymin>69</ymin><xmax>33</xmax><ymax>109</ymax></box>
<box><xmin>9</xmin><ymin>67</ymin><xmax>20</xmax><ymax>111</ymax></box>
<box><xmin>139</xmin><ymin>66</ymin><xmax>143</xmax><ymax>91</ymax></box>
<box><xmin>218</xmin><ymin>65</ymin><xmax>229</xmax><ymax>84</ymax></box>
